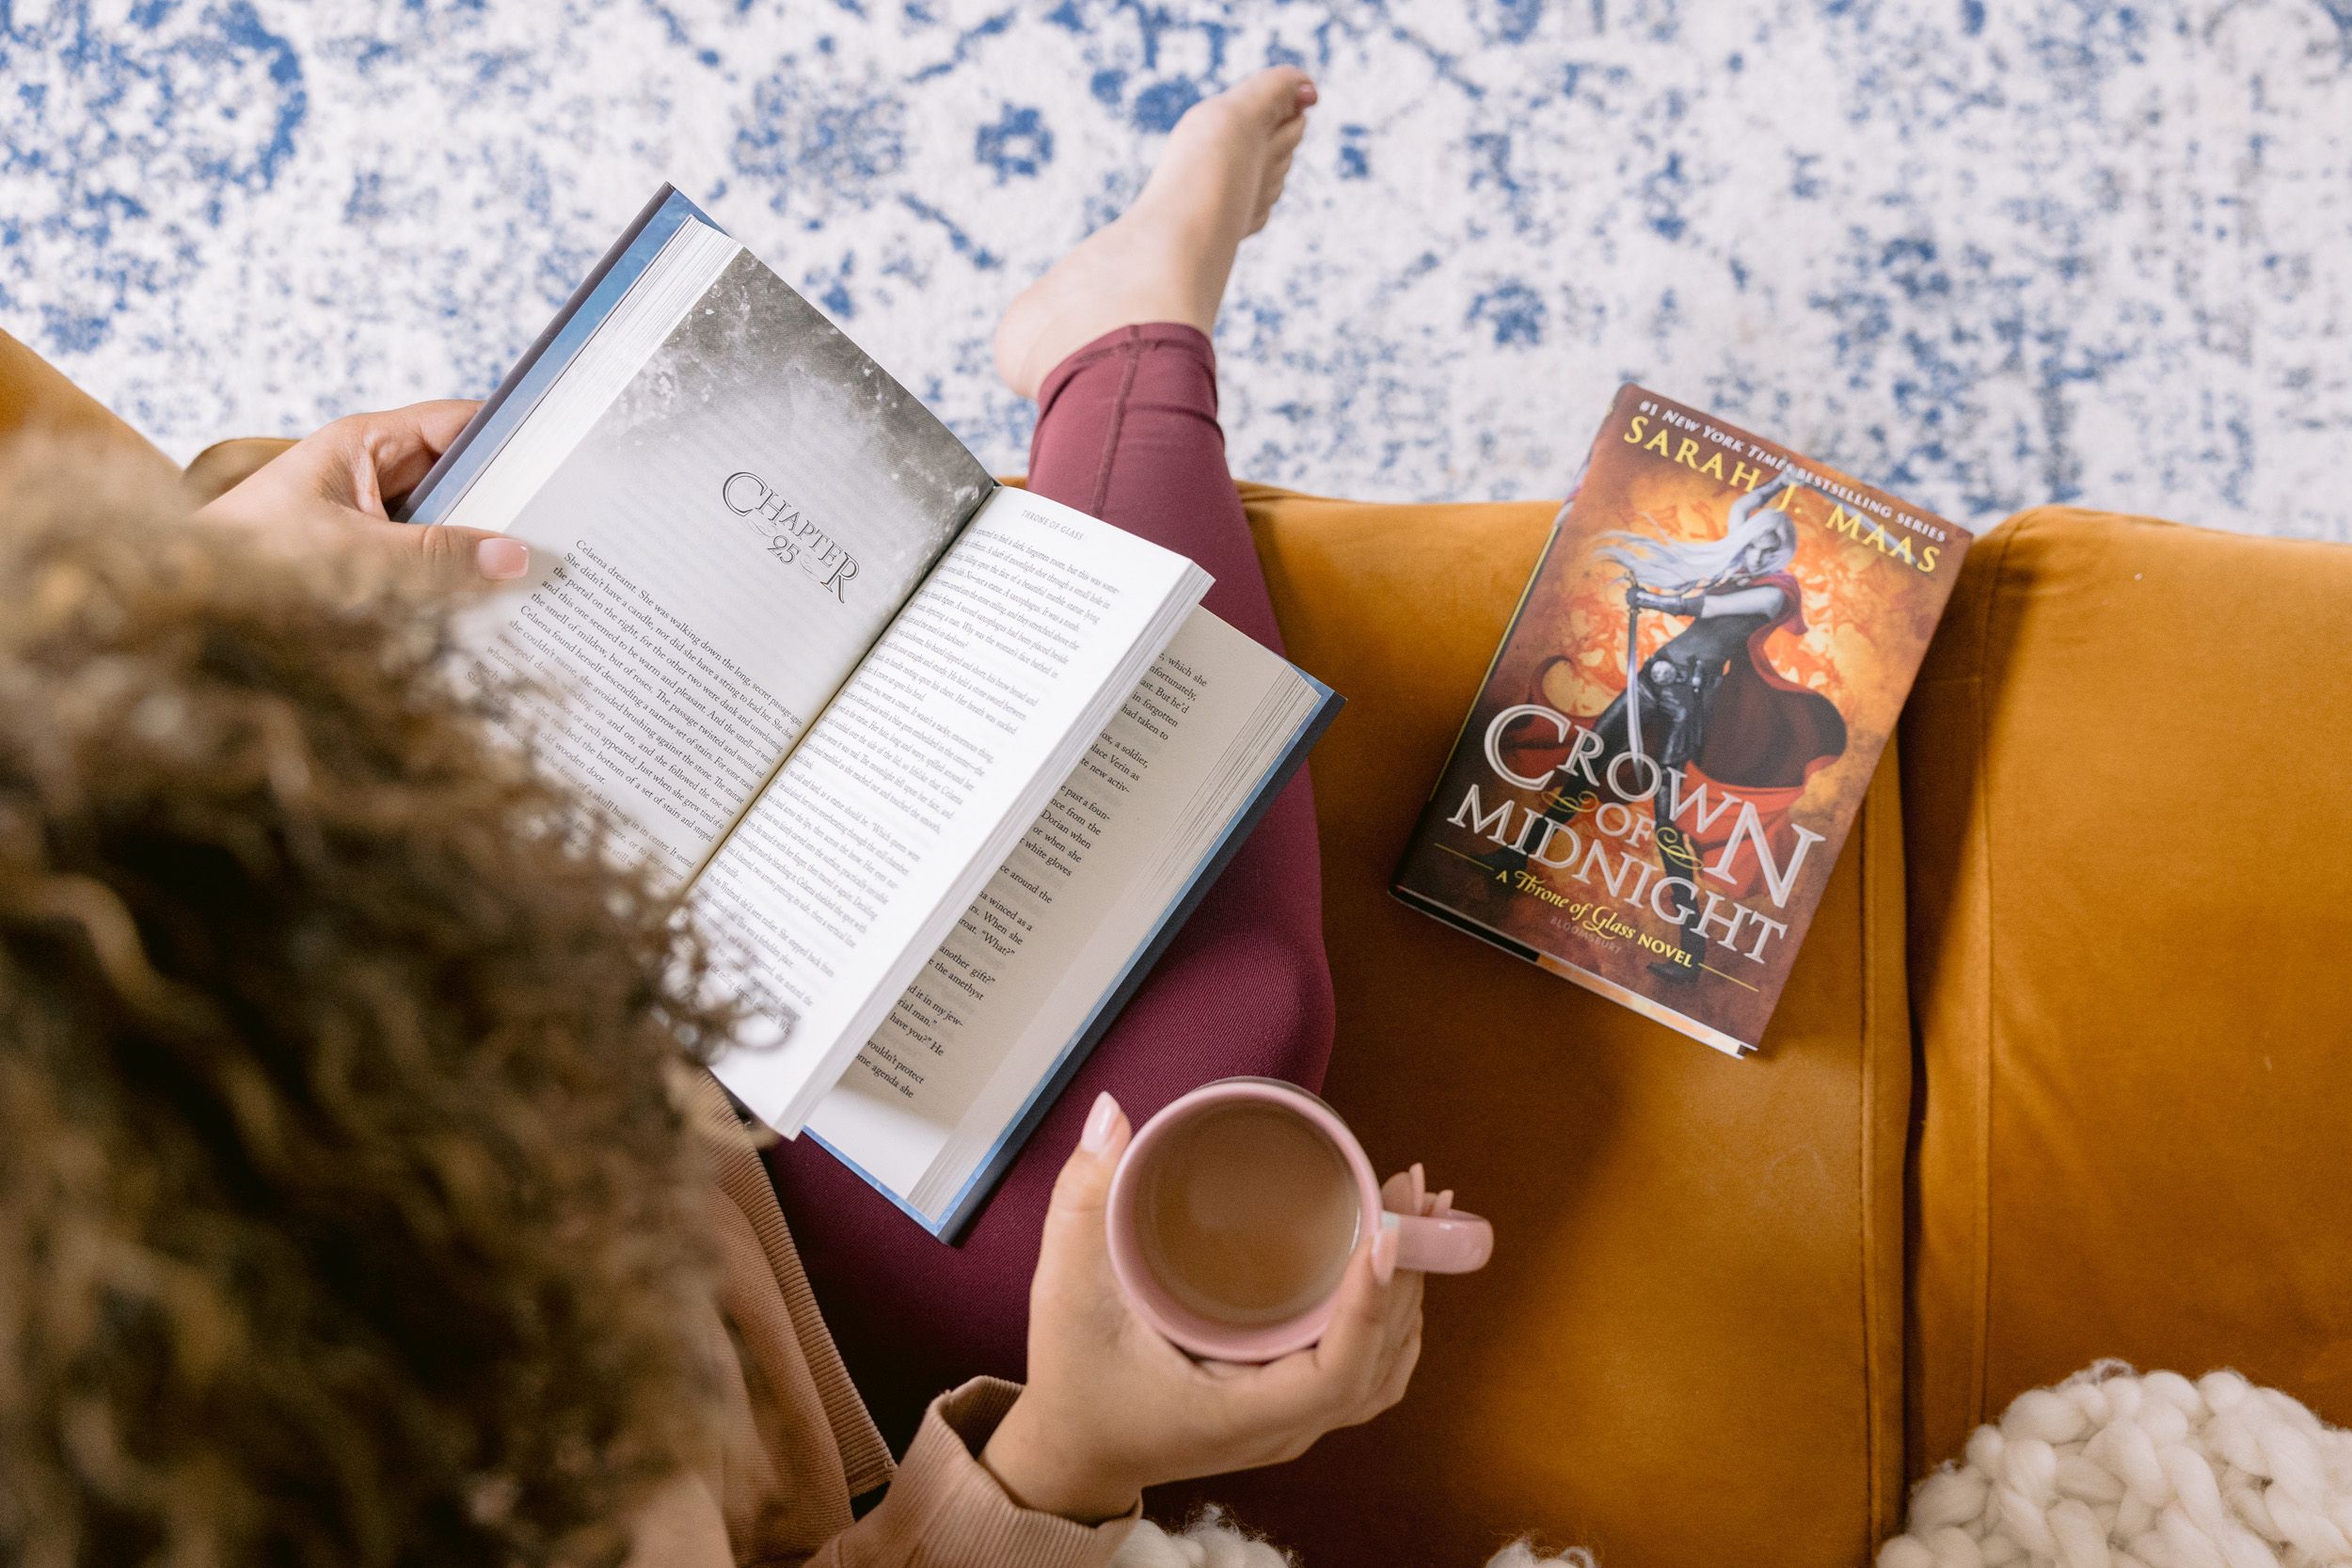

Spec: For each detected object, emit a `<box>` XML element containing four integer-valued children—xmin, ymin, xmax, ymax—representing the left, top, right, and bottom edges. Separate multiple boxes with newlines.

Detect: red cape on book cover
<box><xmin>1391</xmin><ymin>384</ymin><xmax>1975</xmax><ymax>1057</ymax></box>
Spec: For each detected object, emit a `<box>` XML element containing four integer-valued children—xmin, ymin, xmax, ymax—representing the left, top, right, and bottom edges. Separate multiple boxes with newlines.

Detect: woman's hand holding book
<box><xmin>196</xmin><ymin>400</ymin><xmax>530</xmax><ymax>589</ymax></box>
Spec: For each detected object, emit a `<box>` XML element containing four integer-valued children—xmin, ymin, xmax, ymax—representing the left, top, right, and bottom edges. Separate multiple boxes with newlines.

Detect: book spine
<box><xmin>396</xmin><ymin>183</ymin><xmax>687</xmax><ymax>525</ymax></box>
<box><xmin>1388</xmin><ymin>885</ymin><xmax>1752</xmax><ymax>1057</ymax></box>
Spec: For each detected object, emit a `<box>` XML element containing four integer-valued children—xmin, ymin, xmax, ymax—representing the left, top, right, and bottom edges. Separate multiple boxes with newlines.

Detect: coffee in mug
<box><xmin>1134</xmin><ymin>1098</ymin><xmax>1363</xmax><ymax>1328</ymax></box>
<box><xmin>1107</xmin><ymin>1077</ymin><xmax>1494</xmax><ymax>1362</ymax></box>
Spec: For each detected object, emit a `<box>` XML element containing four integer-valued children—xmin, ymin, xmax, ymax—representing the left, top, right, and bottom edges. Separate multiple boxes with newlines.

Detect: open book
<box><xmin>402</xmin><ymin>186</ymin><xmax>1341</xmax><ymax>1239</ymax></box>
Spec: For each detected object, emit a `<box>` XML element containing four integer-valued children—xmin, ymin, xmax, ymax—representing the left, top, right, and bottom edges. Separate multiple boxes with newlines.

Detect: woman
<box><xmin>4</xmin><ymin>67</ymin><xmax>1429</xmax><ymax>1565</ymax></box>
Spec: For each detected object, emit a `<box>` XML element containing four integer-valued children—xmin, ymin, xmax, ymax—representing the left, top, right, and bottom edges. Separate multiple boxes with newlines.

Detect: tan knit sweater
<box><xmin>628</xmin><ymin>1078</ymin><xmax>1139</xmax><ymax>1567</ymax></box>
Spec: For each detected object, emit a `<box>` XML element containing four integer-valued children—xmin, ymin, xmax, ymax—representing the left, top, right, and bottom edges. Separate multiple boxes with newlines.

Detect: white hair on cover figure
<box><xmin>1108</xmin><ymin>1510</ymin><xmax>1597</xmax><ymax>1568</ymax></box>
<box><xmin>1593</xmin><ymin>469</ymin><xmax>1802</xmax><ymax>596</ymax></box>
<box><xmin>1881</xmin><ymin>1361</ymin><xmax>2352</xmax><ymax>1568</ymax></box>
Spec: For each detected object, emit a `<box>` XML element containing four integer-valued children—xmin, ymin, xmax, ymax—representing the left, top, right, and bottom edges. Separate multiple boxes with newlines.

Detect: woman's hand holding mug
<box><xmin>979</xmin><ymin>1081</ymin><xmax>1491</xmax><ymax>1524</ymax></box>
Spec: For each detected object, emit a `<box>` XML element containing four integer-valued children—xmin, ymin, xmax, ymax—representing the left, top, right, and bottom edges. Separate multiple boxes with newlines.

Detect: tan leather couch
<box><xmin>8</xmin><ymin>330</ymin><xmax>2347</xmax><ymax>1566</ymax></box>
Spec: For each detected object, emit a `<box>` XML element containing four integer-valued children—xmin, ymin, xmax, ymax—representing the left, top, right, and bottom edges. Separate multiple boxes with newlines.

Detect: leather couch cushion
<box><xmin>182</xmin><ymin>435</ymin><xmax>299</xmax><ymax>503</ymax></box>
<box><xmin>0</xmin><ymin>327</ymin><xmax>179</xmax><ymax>488</ymax></box>
<box><xmin>1901</xmin><ymin>507</ymin><xmax>2352</xmax><ymax>1476</ymax></box>
<box><xmin>1150</xmin><ymin>484</ymin><xmax>1912</xmax><ymax>1567</ymax></box>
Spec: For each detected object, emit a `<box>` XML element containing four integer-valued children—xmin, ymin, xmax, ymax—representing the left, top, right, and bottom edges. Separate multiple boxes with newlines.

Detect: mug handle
<box><xmin>1385</xmin><ymin>1209</ymin><xmax>1493</xmax><ymax>1274</ymax></box>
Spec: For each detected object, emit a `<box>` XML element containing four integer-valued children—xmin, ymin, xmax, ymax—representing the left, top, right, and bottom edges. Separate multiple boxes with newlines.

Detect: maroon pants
<box><xmin>765</xmin><ymin>325</ymin><xmax>1335</xmax><ymax>1452</ymax></box>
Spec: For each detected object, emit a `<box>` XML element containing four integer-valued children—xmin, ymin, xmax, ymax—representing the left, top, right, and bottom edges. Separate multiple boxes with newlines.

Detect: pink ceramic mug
<box><xmin>1105</xmin><ymin>1077</ymin><xmax>1493</xmax><ymax>1362</ymax></box>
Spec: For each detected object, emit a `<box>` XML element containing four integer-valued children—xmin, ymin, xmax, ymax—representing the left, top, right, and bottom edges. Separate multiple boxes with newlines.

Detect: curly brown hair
<box><xmin>0</xmin><ymin>445</ymin><xmax>731</xmax><ymax>1568</ymax></box>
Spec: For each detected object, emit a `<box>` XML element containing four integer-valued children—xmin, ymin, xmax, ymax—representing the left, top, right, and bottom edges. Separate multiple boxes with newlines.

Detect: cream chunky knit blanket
<box><xmin>1880</xmin><ymin>1364</ymin><xmax>2352</xmax><ymax>1568</ymax></box>
<box><xmin>1110</xmin><ymin>1508</ymin><xmax>1590</xmax><ymax>1568</ymax></box>
<box><xmin>1120</xmin><ymin>1365</ymin><xmax>2351</xmax><ymax>1567</ymax></box>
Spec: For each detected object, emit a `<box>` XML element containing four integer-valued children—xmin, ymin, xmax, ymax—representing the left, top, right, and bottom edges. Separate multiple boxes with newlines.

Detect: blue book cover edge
<box><xmin>911</xmin><ymin>672</ymin><xmax>1346</xmax><ymax>1243</ymax></box>
<box><xmin>395</xmin><ymin>183</ymin><xmax>724</xmax><ymax>526</ymax></box>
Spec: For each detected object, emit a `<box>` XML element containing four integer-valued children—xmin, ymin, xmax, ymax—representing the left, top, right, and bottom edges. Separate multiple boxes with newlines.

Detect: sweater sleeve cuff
<box><xmin>863</xmin><ymin>1378</ymin><xmax>1138</xmax><ymax>1567</ymax></box>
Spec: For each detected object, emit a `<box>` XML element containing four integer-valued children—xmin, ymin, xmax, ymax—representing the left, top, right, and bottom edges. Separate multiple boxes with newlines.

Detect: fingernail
<box><xmin>1296</xmin><ymin>81</ymin><xmax>1318</xmax><ymax>106</ymax></box>
<box><xmin>1374</xmin><ymin>1219</ymin><xmax>1399</xmax><ymax>1286</ymax></box>
<box><xmin>1409</xmin><ymin>1162</ymin><xmax>1426</xmax><ymax>1213</ymax></box>
<box><xmin>1080</xmin><ymin>1091</ymin><xmax>1120</xmax><ymax>1155</ymax></box>
<box><xmin>476</xmin><ymin>538</ymin><xmax>530</xmax><ymax>579</ymax></box>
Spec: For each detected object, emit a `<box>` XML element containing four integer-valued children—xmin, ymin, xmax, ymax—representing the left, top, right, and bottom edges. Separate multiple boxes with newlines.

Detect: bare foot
<box><xmin>993</xmin><ymin>67</ymin><xmax>1316</xmax><ymax>400</ymax></box>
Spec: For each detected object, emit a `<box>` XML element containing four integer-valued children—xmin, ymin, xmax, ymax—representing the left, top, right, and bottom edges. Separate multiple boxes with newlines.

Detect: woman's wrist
<box><xmin>977</xmin><ymin>1393</ymin><xmax>1143</xmax><ymax>1525</ymax></box>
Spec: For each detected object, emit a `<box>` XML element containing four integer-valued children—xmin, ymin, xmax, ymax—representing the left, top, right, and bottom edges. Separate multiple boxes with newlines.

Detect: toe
<box><xmin>1240</xmin><ymin>65</ymin><xmax>1316</xmax><ymax>128</ymax></box>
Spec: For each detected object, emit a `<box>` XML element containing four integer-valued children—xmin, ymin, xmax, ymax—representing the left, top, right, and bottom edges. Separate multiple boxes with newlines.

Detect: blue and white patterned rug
<box><xmin>3</xmin><ymin>1</ymin><xmax>2345</xmax><ymax>541</ymax></box>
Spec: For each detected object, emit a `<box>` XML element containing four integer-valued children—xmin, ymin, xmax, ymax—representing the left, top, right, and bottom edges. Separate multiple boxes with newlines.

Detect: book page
<box><xmin>803</xmin><ymin>610</ymin><xmax>1317</xmax><ymax>1208</ymax></box>
<box><xmin>448</xmin><ymin>234</ymin><xmax>995</xmax><ymax>879</ymax></box>
<box><xmin>698</xmin><ymin>489</ymin><xmax>1207</xmax><ymax>1135</ymax></box>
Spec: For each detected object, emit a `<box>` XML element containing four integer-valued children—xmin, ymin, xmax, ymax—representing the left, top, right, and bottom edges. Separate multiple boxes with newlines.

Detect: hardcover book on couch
<box><xmin>399</xmin><ymin>185</ymin><xmax>1341</xmax><ymax>1237</ymax></box>
<box><xmin>1391</xmin><ymin>384</ymin><xmax>1971</xmax><ymax>1057</ymax></box>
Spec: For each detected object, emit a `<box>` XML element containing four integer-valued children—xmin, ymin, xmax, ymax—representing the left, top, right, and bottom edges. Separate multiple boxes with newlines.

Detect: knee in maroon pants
<box><xmin>1030</xmin><ymin>324</ymin><xmax>1291</xmax><ymax>659</ymax></box>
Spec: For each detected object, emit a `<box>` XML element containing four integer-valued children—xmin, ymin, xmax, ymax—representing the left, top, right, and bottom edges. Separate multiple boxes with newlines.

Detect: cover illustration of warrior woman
<box><xmin>1391</xmin><ymin>384</ymin><xmax>1972</xmax><ymax>1056</ymax></box>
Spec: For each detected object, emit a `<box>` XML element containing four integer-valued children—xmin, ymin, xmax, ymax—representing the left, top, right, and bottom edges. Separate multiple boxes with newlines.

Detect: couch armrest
<box><xmin>0</xmin><ymin>327</ymin><xmax>179</xmax><ymax>488</ymax></box>
<box><xmin>1900</xmin><ymin>507</ymin><xmax>2352</xmax><ymax>1476</ymax></box>
<box><xmin>181</xmin><ymin>436</ymin><xmax>299</xmax><ymax>505</ymax></box>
